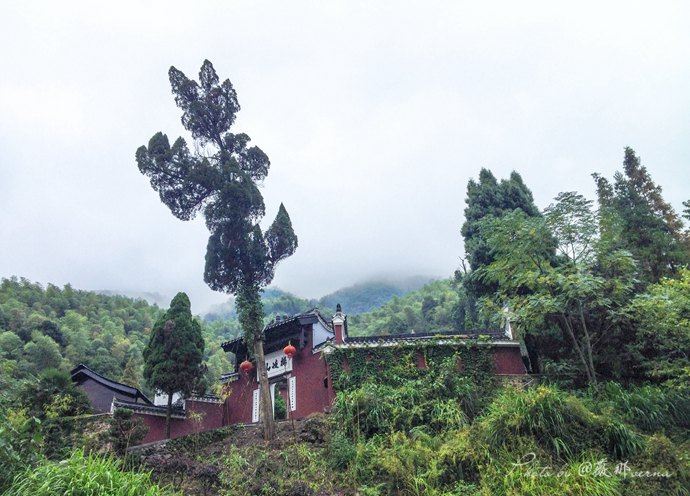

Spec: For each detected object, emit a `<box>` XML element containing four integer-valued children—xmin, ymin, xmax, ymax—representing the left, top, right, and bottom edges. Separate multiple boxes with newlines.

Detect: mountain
<box><xmin>0</xmin><ymin>277</ymin><xmax>232</xmax><ymax>397</ymax></box>
<box><xmin>204</xmin><ymin>289</ymin><xmax>316</xmax><ymax>322</ymax></box>
<box><xmin>318</xmin><ymin>276</ymin><xmax>433</xmax><ymax>314</ymax></box>
<box><xmin>203</xmin><ymin>276</ymin><xmax>436</xmax><ymax>321</ymax></box>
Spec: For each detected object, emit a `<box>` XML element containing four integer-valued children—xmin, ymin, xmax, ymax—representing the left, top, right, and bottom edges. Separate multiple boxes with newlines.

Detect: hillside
<box><xmin>0</xmin><ymin>277</ymin><xmax>232</xmax><ymax>397</ymax></box>
<box><xmin>318</xmin><ymin>276</ymin><xmax>432</xmax><ymax>314</ymax></box>
<box><xmin>348</xmin><ymin>278</ymin><xmax>463</xmax><ymax>336</ymax></box>
<box><xmin>117</xmin><ymin>382</ymin><xmax>690</xmax><ymax>495</ymax></box>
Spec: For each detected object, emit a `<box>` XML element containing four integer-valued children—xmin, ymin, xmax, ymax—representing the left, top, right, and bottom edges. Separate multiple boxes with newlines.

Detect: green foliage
<box><xmin>477</xmin><ymin>204</ymin><xmax>638</xmax><ymax>384</ymax></box>
<box><xmin>477</xmin><ymin>385</ymin><xmax>643</xmax><ymax>461</ymax></box>
<box><xmin>328</xmin><ymin>343</ymin><xmax>495</xmax><ymax>439</ymax></box>
<box><xmin>0</xmin><ymin>277</ymin><xmax>233</xmax><ymax>400</ymax></box>
<box><xmin>349</xmin><ymin>279</ymin><xmax>466</xmax><ymax>335</ymax></box>
<box><xmin>219</xmin><ymin>442</ymin><xmax>344</xmax><ymax>495</ymax></box>
<box><xmin>628</xmin><ymin>268</ymin><xmax>690</xmax><ymax>384</ymax></box>
<box><xmin>319</xmin><ymin>381</ymin><xmax>689</xmax><ymax>496</ymax></box>
<box><xmin>17</xmin><ymin>368</ymin><xmax>91</xmax><ymax>458</ymax></box>
<box><xmin>5</xmin><ymin>449</ymin><xmax>172</xmax><ymax>496</ymax></box>
<box><xmin>0</xmin><ymin>403</ymin><xmax>43</xmax><ymax>492</ymax></box>
<box><xmin>273</xmin><ymin>388</ymin><xmax>287</xmax><ymax>421</ymax></box>
<box><xmin>462</xmin><ymin>169</ymin><xmax>541</xmax><ymax>274</ymax></box>
<box><xmin>144</xmin><ymin>292</ymin><xmax>205</xmax><ymax>398</ymax></box>
<box><xmin>460</xmin><ymin>168</ymin><xmax>543</xmax><ymax>321</ymax></box>
<box><xmin>137</xmin><ymin>59</ymin><xmax>299</xmax><ymax>439</ymax></box>
<box><xmin>135</xmin><ymin>59</ymin><xmax>297</xmax><ymax>322</ymax></box>
<box><xmin>588</xmin><ymin>382</ymin><xmax>690</xmax><ymax>435</ymax></box>
<box><xmin>108</xmin><ymin>409</ymin><xmax>149</xmax><ymax>456</ymax></box>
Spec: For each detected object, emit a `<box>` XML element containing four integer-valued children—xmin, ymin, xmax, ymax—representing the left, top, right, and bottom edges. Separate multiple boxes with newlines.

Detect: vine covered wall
<box><xmin>326</xmin><ymin>341</ymin><xmax>496</xmax><ymax>392</ymax></box>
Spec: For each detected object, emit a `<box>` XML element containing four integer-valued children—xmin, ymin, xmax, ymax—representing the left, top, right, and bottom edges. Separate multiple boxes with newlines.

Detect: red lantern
<box><xmin>283</xmin><ymin>342</ymin><xmax>296</xmax><ymax>359</ymax></box>
<box><xmin>239</xmin><ymin>359</ymin><xmax>254</xmax><ymax>374</ymax></box>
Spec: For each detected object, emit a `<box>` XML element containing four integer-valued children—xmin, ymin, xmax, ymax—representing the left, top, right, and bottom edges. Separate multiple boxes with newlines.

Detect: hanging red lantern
<box><xmin>283</xmin><ymin>342</ymin><xmax>296</xmax><ymax>359</ymax></box>
<box><xmin>239</xmin><ymin>359</ymin><xmax>254</xmax><ymax>374</ymax></box>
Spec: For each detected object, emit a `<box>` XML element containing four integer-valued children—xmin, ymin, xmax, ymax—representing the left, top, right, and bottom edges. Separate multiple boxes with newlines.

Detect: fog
<box><xmin>1</xmin><ymin>1</ymin><xmax>689</xmax><ymax>313</ymax></box>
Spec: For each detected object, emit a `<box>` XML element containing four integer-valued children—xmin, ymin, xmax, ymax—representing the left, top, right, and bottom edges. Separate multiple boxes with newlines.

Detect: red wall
<box><xmin>136</xmin><ymin>399</ymin><xmax>224</xmax><ymax>444</ymax></box>
<box><xmin>128</xmin><ymin>342</ymin><xmax>525</xmax><ymax>444</ymax></box>
<box><xmin>492</xmin><ymin>346</ymin><xmax>527</xmax><ymax>374</ymax></box>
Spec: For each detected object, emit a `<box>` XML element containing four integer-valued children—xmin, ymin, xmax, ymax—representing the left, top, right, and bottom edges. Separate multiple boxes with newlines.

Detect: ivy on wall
<box><xmin>326</xmin><ymin>340</ymin><xmax>499</xmax><ymax>435</ymax></box>
<box><xmin>326</xmin><ymin>341</ymin><xmax>496</xmax><ymax>392</ymax></box>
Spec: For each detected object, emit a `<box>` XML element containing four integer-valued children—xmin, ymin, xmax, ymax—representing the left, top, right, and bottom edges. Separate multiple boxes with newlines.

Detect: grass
<box><xmin>4</xmin><ymin>449</ymin><xmax>174</xmax><ymax>496</ymax></box>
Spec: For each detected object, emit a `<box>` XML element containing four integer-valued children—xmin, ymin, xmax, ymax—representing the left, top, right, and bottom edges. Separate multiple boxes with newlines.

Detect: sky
<box><xmin>1</xmin><ymin>1</ymin><xmax>689</xmax><ymax>314</ymax></box>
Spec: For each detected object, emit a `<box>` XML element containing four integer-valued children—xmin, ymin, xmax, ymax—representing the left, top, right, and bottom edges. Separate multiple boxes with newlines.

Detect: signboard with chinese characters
<box><xmin>260</xmin><ymin>349</ymin><xmax>293</xmax><ymax>379</ymax></box>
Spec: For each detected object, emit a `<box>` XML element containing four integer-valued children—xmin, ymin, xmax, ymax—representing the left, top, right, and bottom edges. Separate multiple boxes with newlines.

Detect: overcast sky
<box><xmin>1</xmin><ymin>1</ymin><xmax>689</xmax><ymax>313</ymax></box>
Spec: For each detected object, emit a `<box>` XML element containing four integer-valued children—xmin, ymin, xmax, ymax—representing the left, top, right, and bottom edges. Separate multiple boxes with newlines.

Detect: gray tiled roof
<box><xmin>71</xmin><ymin>364</ymin><xmax>153</xmax><ymax>405</ymax></box>
<box><xmin>221</xmin><ymin>308</ymin><xmax>332</xmax><ymax>351</ymax></box>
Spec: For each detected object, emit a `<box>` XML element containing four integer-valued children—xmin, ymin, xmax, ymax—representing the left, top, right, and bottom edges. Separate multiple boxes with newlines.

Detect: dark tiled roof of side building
<box><xmin>70</xmin><ymin>363</ymin><xmax>154</xmax><ymax>405</ymax></box>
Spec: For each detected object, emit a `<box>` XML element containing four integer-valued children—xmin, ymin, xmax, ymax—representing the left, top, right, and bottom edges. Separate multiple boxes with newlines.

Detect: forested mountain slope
<box><xmin>204</xmin><ymin>276</ymin><xmax>434</xmax><ymax>321</ymax></box>
<box><xmin>0</xmin><ymin>278</ymin><xmax>232</xmax><ymax>397</ymax></box>
<box><xmin>348</xmin><ymin>278</ymin><xmax>464</xmax><ymax>336</ymax></box>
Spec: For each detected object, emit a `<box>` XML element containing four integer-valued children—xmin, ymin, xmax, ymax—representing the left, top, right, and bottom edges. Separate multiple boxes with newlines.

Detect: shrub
<box><xmin>327</xmin><ymin>431</ymin><xmax>357</xmax><ymax>470</ymax></box>
<box><xmin>331</xmin><ymin>379</ymin><xmax>469</xmax><ymax>439</ymax></box>
<box><xmin>108</xmin><ymin>408</ymin><xmax>149</xmax><ymax>455</ymax></box>
<box><xmin>0</xmin><ymin>406</ymin><xmax>42</xmax><ymax>492</ymax></box>
<box><xmin>6</xmin><ymin>449</ymin><xmax>172</xmax><ymax>495</ymax></box>
<box><xmin>481</xmin><ymin>453</ymin><xmax>622</xmax><ymax>496</ymax></box>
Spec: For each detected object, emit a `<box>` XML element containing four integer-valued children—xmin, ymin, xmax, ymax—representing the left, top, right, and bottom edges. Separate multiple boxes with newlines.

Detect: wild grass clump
<box><xmin>5</xmin><ymin>449</ymin><xmax>172</xmax><ymax>496</ymax></box>
<box><xmin>480</xmin><ymin>452</ymin><xmax>623</xmax><ymax>496</ymax></box>
<box><xmin>331</xmin><ymin>376</ymin><xmax>470</xmax><ymax>439</ymax></box>
<box><xmin>475</xmin><ymin>385</ymin><xmax>643</xmax><ymax>460</ymax></box>
<box><xmin>591</xmin><ymin>382</ymin><xmax>690</xmax><ymax>435</ymax></box>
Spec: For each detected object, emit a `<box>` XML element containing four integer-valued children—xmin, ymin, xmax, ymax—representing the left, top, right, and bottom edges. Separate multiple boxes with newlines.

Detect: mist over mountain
<box><xmin>95</xmin><ymin>289</ymin><xmax>170</xmax><ymax>308</ymax></box>
<box><xmin>203</xmin><ymin>276</ymin><xmax>436</xmax><ymax>321</ymax></box>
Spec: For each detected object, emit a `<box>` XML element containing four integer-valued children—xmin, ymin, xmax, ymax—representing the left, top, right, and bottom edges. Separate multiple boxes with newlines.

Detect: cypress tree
<box><xmin>136</xmin><ymin>60</ymin><xmax>298</xmax><ymax>440</ymax></box>
<box><xmin>143</xmin><ymin>292</ymin><xmax>205</xmax><ymax>439</ymax></box>
<box><xmin>460</xmin><ymin>169</ymin><xmax>542</xmax><ymax>311</ymax></box>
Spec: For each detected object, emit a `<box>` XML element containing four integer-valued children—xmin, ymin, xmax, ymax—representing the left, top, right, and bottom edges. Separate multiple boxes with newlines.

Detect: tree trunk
<box><xmin>165</xmin><ymin>391</ymin><xmax>172</xmax><ymax>439</ymax></box>
<box><xmin>254</xmin><ymin>339</ymin><xmax>275</xmax><ymax>440</ymax></box>
<box><xmin>578</xmin><ymin>306</ymin><xmax>597</xmax><ymax>385</ymax></box>
<box><xmin>560</xmin><ymin>314</ymin><xmax>593</xmax><ymax>384</ymax></box>
<box><xmin>236</xmin><ymin>282</ymin><xmax>275</xmax><ymax>441</ymax></box>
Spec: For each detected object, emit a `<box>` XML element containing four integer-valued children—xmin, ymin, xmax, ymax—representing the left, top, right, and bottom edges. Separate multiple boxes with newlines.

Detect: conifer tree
<box><xmin>459</xmin><ymin>169</ymin><xmax>543</xmax><ymax>327</ymax></box>
<box><xmin>136</xmin><ymin>60</ymin><xmax>297</xmax><ymax>440</ymax></box>
<box><xmin>143</xmin><ymin>292</ymin><xmax>205</xmax><ymax>438</ymax></box>
<box><xmin>593</xmin><ymin>147</ymin><xmax>688</xmax><ymax>283</ymax></box>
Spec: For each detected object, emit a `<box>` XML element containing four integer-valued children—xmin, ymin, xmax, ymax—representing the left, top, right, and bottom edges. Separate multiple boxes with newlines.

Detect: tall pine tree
<box><xmin>593</xmin><ymin>147</ymin><xmax>688</xmax><ymax>283</ymax></box>
<box><xmin>144</xmin><ymin>292</ymin><xmax>205</xmax><ymax>439</ymax></box>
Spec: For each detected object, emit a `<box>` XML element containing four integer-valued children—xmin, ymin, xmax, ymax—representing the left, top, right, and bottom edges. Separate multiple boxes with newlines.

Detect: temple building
<box><xmin>219</xmin><ymin>304</ymin><xmax>526</xmax><ymax>424</ymax></box>
<box><xmin>74</xmin><ymin>304</ymin><xmax>527</xmax><ymax>444</ymax></box>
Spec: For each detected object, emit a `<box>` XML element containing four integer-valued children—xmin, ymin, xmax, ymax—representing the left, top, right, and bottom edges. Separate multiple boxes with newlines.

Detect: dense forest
<box><xmin>1</xmin><ymin>148</ymin><xmax>689</xmax><ymax>495</ymax></box>
<box><xmin>0</xmin><ymin>279</ymin><xmax>233</xmax><ymax>399</ymax></box>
